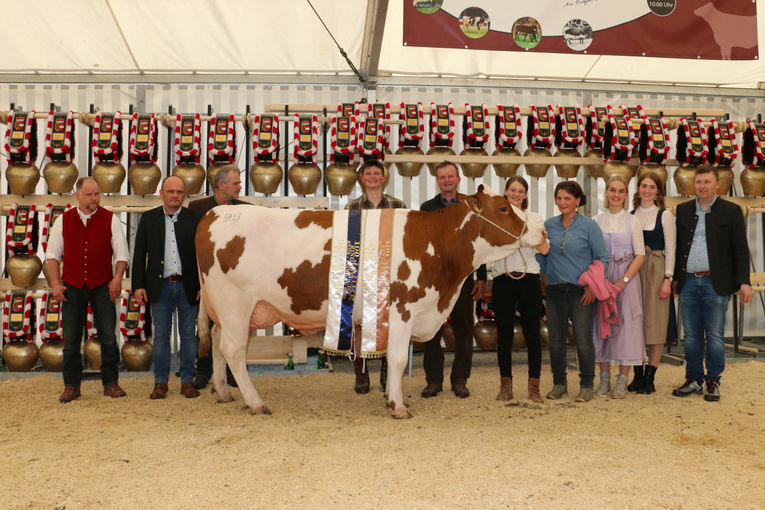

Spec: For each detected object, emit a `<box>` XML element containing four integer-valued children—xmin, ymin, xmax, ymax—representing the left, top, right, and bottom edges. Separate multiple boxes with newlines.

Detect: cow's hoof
<box><xmin>249</xmin><ymin>405</ymin><xmax>271</xmax><ymax>415</ymax></box>
<box><xmin>391</xmin><ymin>408</ymin><xmax>413</xmax><ymax>419</ymax></box>
<box><xmin>216</xmin><ymin>394</ymin><xmax>234</xmax><ymax>403</ymax></box>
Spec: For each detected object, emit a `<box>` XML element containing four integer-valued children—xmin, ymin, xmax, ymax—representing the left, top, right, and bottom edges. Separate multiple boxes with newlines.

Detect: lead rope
<box><xmin>466</xmin><ymin>202</ymin><xmax>530</xmax><ymax>280</ymax></box>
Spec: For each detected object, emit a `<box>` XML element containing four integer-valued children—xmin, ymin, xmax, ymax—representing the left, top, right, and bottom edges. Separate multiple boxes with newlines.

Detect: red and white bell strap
<box><xmin>555</xmin><ymin>105</ymin><xmax>584</xmax><ymax>151</ymax></box>
<box><xmin>120</xmin><ymin>292</ymin><xmax>148</xmax><ymax>342</ymax></box>
<box><xmin>676</xmin><ymin>118</ymin><xmax>708</xmax><ymax>167</ymax></box>
<box><xmin>527</xmin><ymin>105</ymin><xmax>555</xmax><ymax>150</ymax></box>
<box><xmin>41</xmin><ymin>204</ymin><xmax>70</xmax><ymax>254</ymax></box>
<box><xmin>86</xmin><ymin>304</ymin><xmax>97</xmax><ymax>339</ymax></box>
<box><xmin>5</xmin><ymin>110</ymin><xmax>37</xmax><ymax>164</ymax></box>
<box><xmin>129</xmin><ymin>112</ymin><xmax>158</xmax><ymax>165</ymax></box>
<box><xmin>709</xmin><ymin>119</ymin><xmax>738</xmax><ymax>169</ymax></box>
<box><xmin>585</xmin><ymin>105</ymin><xmax>608</xmax><ymax>151</ymax></box>
<box><xmin>496</xmin><ymin>105</ymin><xmax>521</xmax><ymax>150</ymax></box>
<box><xmin>430</xmin><ymin>103</ymin><xmax>455</xmax><ymax>148</ymax></box>
<box><xmin>252</xmin><ymin>113</ymin><xmax>279</xmax><ymax>163</ymax></box>
<box><xmin>399</xmin><ymin>102</ymin><xmax>424</xmax><ymax>147</ymax></box>
<box><xmin>603</xmin><ymin>105</ymin><xmax>636</xmax><ymax>162</ymax></box>
<box><xmin>639</xmin><ymin>117</ymin><xmax>670</xmax><ymax>165</ymax></box>
<box><xmin>368</xmin><ymin>103</ymin><xmax>391</xmax><ymax>149</ymax></box>
<box><xmin>338</xmin><ymin>102</ymin><xmax>361</xmax><ymax>120</ymax></box>
<box><xmin>330</xmin><ymin>115</ymin><xmax>356</xmax><ymax>164</ymax></box>
<box><xmin>39</xmin><ymin>291</ymin><xmax>64</xmax><ymax>342</ymax></box>
<box><xmin>743</xmin><ymin>121</ymin><xmax>765</xmax><ymax>168</ymax></box>
<box><xmin>358</xmin><ymin>116</ymin><xmax>385</xmax><ymax>160</ymax></box>
<box><xmin>174</xmin><ymin>113</ymin><xmax>202</xmax><ymax>165</ymax></box>
<box><xmin>463</xmin><ymin>103</ymin><xmax>489</xmax><ymax>149</ymax></box>
<box><xmin>2</xmin><ymin>290</ymin><xmax>34</xmax><ymax>342</ymax></box>
<box><xmin>208</xmin><ymin>113</ymin><xmax>236</xmax><ymax>165</ymax></box>
<box><xmin>6</xmin><ymin>203</ymin><xmax>37</xmax><ymax>257</ymax></box>
<box><xmin>44</xmin><ymin>110</ymin><xmax>75</xmax><ymax>164</ymax></box>
<box><xmin>293</xmin><ymin>114</ymin><xmax>318</xmax><ymax>163</ymax></box>
<box><xmin>92</xmin><ymin>111</ymin><xmax>122</xmax><ymax>164</ymax></box>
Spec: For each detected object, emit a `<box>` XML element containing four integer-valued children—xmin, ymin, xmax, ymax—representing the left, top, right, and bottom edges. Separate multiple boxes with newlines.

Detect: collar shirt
<box><xmin>163</xmin><ymin>208</ymin><xmax>182</xmax><ymax>277</ymax></box>
<box><xmin>536</xmin><ymin>213</ymin><xmax>608</xmax><ymax>286</ymax></box>
<box><xmin>686</xmin><ymin>197</ymin><xmax>716</xmax><ymax>273</ymax></box>
<box><xmin>491</xmin><ymin>210</ymin><xmax>543</xmax><ymax>275</ymax></box>
<box><xmin>595</xmin><ymin>209</ymin><xmax>645</xmax><ymax>256</ymax></box>
<box><xmin>439</xmin><ymin>194</ymin><xmax>459</xmax><ymax>207</ymax></box>
<box><xmin>345</xmin><ymin>193</ymin><xmax>407</xmax><ymax>210</ymax></box>
<box><xmin>633</xmin><ymin>204</ymin><xmax>676</xmax><ymax>275</ymax></box>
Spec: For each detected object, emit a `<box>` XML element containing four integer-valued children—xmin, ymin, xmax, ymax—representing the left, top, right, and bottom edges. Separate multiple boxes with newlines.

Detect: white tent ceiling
<box><xmin>1</xmin><ymin>0</ymin><xmax>765</xmax><ymax>89</ymax></box>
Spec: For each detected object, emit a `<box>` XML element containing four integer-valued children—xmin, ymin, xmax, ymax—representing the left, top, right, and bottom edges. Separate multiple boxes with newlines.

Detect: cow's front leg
<box><xmin>211</xmin><ymin>324</ymin><xmax>233</xmax><ymax>403</ymax></box>
<box><xmin>386</xmin><ymin>327</ymin><xmax>413</xmax><ymax>419</ymax></box>
<box><xmin>219</xmin><ymin>326</ymin><xmax>269</xmax><ymax>415</ymax></box>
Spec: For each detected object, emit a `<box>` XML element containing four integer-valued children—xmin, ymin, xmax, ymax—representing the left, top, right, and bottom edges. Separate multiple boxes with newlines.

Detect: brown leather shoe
<box><xmin>452</xmin><ymin>382</ymin><xmax>470</xmax><ymax>398</ymax></box>
<box><xmin>59</xmin><ymin>385</ymin><xmax>81</xmax><ymax>403</ymax></box>
<box><xmin>103</xmin><ymin>383</ymin><xmax>127</xmax><ymax>398</ymax></box>
<box><xmin>496</xmin><ymin>377</ymin><xmax>513</xmax><ymax>401</ymax></box>
<box><xmin>180</xmin><ymin>382</ymin><xmax>200</xmax><ymax>398</ymax></box>
<box><xmin>149</xmin><ymin>383</ymin><xmax>168</xmax><ymax>399</ymax></box>
<box><xmin>421</xmin><ymin>382</ymin><xmax>442</xmax><ymax>398</ymax></box>
<box><xmin>528</xmin><ymin>378</ymin><xmax>543</xmax><ymax>403</ymax></box>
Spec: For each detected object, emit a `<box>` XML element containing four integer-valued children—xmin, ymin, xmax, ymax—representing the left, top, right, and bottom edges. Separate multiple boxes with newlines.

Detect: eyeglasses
<box><xmin>560</xmin><ymin>228</ymin><xmax>567</xmax><ymax>255</ymax></box>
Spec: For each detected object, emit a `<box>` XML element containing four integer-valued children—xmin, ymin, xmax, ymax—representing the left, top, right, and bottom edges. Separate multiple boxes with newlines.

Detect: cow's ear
<box><xmin>477</xmin><ymin>184</ymin><xmax>485</xmax><ymax>194</ymax></box>
<box><xmin>464</xmin><ymin>195</ymin><xmax>482</xmax><ymax>213</ymax></box>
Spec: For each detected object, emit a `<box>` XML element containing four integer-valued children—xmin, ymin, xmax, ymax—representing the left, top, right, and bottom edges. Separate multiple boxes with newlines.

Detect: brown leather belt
<box><xmin>509</xmin><ymin>271</ymin><xmax>525</xmax><ymax>278</ymax></box>
<box><xmin>165</xmin><ymin>274</ymin><xmax>183</xmax><ymax>282</ymax></box>
<box><xmin>692</xmin><ymin>271</ymin><xmax>711</xmax><ymax>277</ymax></box>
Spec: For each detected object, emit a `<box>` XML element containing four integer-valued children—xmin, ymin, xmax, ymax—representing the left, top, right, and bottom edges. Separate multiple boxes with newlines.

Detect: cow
<box><xmin>694</xmin><ymin>2</ymin><xmax>757</xmax><ymax>60</ymax></box>
<box><xmin>195</xmin><ymin>186</ymin><xmax>544</xmax><ymax>418</ymax></box>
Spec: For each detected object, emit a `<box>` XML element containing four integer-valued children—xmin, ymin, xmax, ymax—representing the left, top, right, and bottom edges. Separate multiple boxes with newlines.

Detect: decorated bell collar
<box><xmin>293</xmin><ymin>114</ymin><xmax>319</xmax><ymax>164</ymax></box>
<box><xmin>527</xmin><ymin>105</ymin><xmax>555</xmax><ymax>151</ymax></box>
<box><xmin>742</xmin><ymin>120</ymin><xmax>765</xmax><ymax>169</ymax></box>
<box><xmin>6</xmin><ymin>203</ymin><xmax>38</xmax><ymax>257</ymax></box>
<box><xmin>41</xmin><ymin>203</ymin><xmax>70</xmax><ymax>254</ymax></box>
<box><xmin>603</xmin><ymin>105</ymin><xmax>636</xmax><ymax>162</ymax></box>
<box><xmin>639</xmin><ymin>116</ymin><xmax>671</xmax><ymax>165</ymax></box>
<box><xmin>174</xmin><ymin>113</ymin><xmax>202</xmax><ymax>165</ymax></box>
<box><xmin>358</xmin><ymin>116</ymin><xmax>385</xmax><ymax>160</ymax></box>
<box><xmin>399</xmin><ymin>102</ymin><xmax>424</xmax><ymax>148</ymax></box>
<box><xmin>120</xmin><ymin>292</ymin><xmax>150</xmax><ymax>342</ymax></box>
<box><xmin>367</xmin><ymin>103</ymin><xmax>391</xmax><ymax>149</ymax></box>
<box><xmin>555</xmin><ymin>105</ymin><xmax>584</xmax><ymax>151</ymax></box>
<box><xmin>86</xmin><ymin>304</ymin><xmax>98</xmax><ymax>339</ymax></box>
<box><xmin>5</xmin><ymin>110</ymin><xmax>38</xmax><ymax>164</ymax></box>
<box><xmin>676</xmin><ymin>117</ymin><xmax>708</xmax><ymax>168</ymax></box>
<box><xmin>208</xmin><ymin>113</ymin><xmax>236</xmax><ymax>165</ymax></box>
<box><xmin>44</xmin><ymin>110</ymin><xmax>75</xmax><ymax>164</ymax></box>
<box><xmin>129</xmin><ymin>112</ymin><xmax>158</xmax><ymax>165</ymax></box>
<box><xmin>496</xmin><ymin>105</ymin><xmax>521</xmax><ymax>150</ymax></box>
<box><xmin>252</xmin><ymin>113</ymin><xmax>279</xmax><ymax>163</ymax></box>
<box><xmin>39</xmin><ymin>291</ymin><xmax>64</xmax><ymax>342</ymax></box>
<box><xmin>430</xmin><ymin>102</ymin><xmax>455</xmax><ymax>148</ymax></box>
<box><xmin>585</xmin><ymin>105</ymin><xmax>608</xmax><ymax>151</ymax></box>
<box><xmin>709</xmin><ymin>119</ymin><xmax>738</xmax><ymax>169</ymax></box>
<box><xmin>463</xmin><ymin>103</ymin><xmax>489</xmax><ymax>149</ymax></box>
<box><xmin>92</xmin><ymin>111</ymin><xmax>123</xmax><ymax>164</ymax></box>
<box><xmin>338</xmin><ymin>102</ymin><xmax>361</xmax><ymax>120</ymax></box>
<box><xmin>330</xmin><ymin>114</ymin><xmax>357</xmax><ymax>165</ymax></box>
<box><xmin>2</xmin><ymin>290</ymin><xmax>35</xmax><ymax>342</ymax></box>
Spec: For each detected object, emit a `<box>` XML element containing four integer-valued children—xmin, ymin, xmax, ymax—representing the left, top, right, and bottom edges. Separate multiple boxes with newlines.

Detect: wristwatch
<box><xmin>623</xmin><ymin>276</ymin><xmax>629</xmax><ymax>284</ymax></box>
<box><xmin>664</xmin><ymin>275</ymin><xmax>673</xmax><ymax>282</ymax></box>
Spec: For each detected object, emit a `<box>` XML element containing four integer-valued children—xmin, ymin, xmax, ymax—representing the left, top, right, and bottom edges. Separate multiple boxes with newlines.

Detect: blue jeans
<box><xmin>546</xmin><ymin>284</ymin><xmax>597</xmax><ymax>388</ymax></box>
<box><xmin>679</xmin><ymin>274</ymin><xmax>730</xmax><ymax>384</ymax></box>
<box><xmin>151</xmin><ymin>280</ymin><xmax>199</xmax><ymax>384</ymax></box>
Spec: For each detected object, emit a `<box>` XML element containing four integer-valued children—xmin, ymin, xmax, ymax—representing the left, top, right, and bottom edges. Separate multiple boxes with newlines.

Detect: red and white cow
<box><xmin>195</xmin><ymin>185</ymin><xmax>543</xmax><ymax>418</ymax></box>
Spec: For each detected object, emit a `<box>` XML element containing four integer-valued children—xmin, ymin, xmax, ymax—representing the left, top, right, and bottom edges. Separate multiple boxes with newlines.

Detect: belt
<box><xmin>691</xmin><ymin>271</ymin><xmax>711</xmax><ymax>277</ymax></box>
<box><xmin>509</xmin><ymin>271</ymin><xmax>525</xmax><ymax>278</ymax></box>
<box><xmin>165</xmin><ymin>274</ymin><xmax>183</xmax><ymax>282</ymax></box>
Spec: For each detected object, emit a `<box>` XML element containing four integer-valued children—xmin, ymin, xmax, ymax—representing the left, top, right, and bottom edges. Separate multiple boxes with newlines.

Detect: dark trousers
<box><xmin>62</xmin><ymin>283</ymin><xmax>120</xmax><ymax>386</ymax></box>
<box><xmin>492</xmin><ymin>273</ymin><xmax>543</xmax><ymax>379</ymax></box>
<box><xmin>423</xmin><ymin>278</ymin><xmax>474</xmax><ymax>386</ymax></box>
<box><xmin>545</xmin><ymin>283</ymin><xmax>596</xmax><ymax>388</ymax></box>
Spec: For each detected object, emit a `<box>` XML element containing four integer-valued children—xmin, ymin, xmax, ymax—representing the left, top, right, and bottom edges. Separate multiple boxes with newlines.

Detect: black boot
<box><xmin>639</xmin><ymin>365</ymin><xmax>657</xmax><ymax>394</ymax></box>
<box><xmin>627</xmin><ymin>364</ymin><xmax>644</xmax><ymax>393</ymax></box>
<box><xmin>353</xmin><ymin>357</ymin><xmax>370</xmax><ymax>394</ymax></box>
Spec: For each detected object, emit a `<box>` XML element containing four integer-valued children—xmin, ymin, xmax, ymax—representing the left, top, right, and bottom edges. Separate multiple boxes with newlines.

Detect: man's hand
<box><xmin>133</xmin><ymin>289</ymin><xmax>148</xmax><ymax>306</ymax></box>
<box><xmin>472</xmin><ymin>280</ymin><xmax>486</xmax><ymax>301</ymax></box>
<box><xmin>580</xmin><ymin>286</ymin><xmax>596</xmax><ymax>306</ymax></box>
<box><xmin>739</xmin><ymin>283</ymin><xmax>753</xmax><ymax>304</ymax></box>
<box><xmin>108</xmin><ymin>277</ymin><xmax>123</xmax><ymax>302</ymax></box>
<box><xmin>51</xmin><ymin>283</ymin><xmax>67</xmax><ymax>302</ymax></box>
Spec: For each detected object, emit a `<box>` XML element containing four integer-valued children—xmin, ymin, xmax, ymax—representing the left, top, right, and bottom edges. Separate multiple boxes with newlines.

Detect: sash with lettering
<box><xmin>323</xmin><ymin>209</ymin><xmax>395</xmax><ymax>359</ymax></box>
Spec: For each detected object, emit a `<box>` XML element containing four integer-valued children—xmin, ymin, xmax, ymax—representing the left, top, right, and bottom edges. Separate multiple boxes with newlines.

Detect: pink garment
<box><xmin>578</xmin><ymin>260</ymin><xmax>622</xmax><ymax>339</ymax></box>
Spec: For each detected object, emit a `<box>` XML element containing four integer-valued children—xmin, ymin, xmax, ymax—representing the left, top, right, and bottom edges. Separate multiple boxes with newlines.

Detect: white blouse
<box><xmin>632</xmin><ymin>204</ymin><xmax>676</xmax><ymax>275</ymax></box>
<box><xmin>593</xmin><ymin>209</ymin><xmax>645</xmax><ymax>256</ymax></box>
<box><xmin>491</xmin><ymin>210</ymin><xmax>544</xmax><ymax>275</ymax></box>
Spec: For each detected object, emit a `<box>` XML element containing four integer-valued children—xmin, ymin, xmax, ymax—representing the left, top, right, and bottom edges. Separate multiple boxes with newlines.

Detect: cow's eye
<box><xmin>499</xmin><ymin>206</ymin><xmax>508</xmax><ymax>213</ymax></box>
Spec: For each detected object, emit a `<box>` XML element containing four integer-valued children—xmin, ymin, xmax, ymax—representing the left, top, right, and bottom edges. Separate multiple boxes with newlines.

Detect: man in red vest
<box><xmin>46</xmin><ymin>177</ymin><xmax>130</xmax><ymax>402</ymax></box>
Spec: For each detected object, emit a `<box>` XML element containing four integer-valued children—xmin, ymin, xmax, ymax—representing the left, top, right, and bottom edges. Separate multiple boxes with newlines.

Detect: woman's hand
<box><xmin>659</xmin><ymin>279</ymin><xmax>672</xmax><ymax>299</ymax></box>
<box><xmin>581</xmin><ymin>286</ymin><xmax>596</xmax><ymax>305</ymax></box>
<box><xmin>614</xmin><ymin>280</ymin><xmax>626</xmax><ymax>292</ymax></box>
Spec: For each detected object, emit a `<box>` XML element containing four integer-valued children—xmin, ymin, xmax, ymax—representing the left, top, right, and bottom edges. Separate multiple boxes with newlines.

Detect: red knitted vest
<box><xmin>62</xmin><ymin>207</ymin><xmax>114</xmax><ymax>288</ymax></box>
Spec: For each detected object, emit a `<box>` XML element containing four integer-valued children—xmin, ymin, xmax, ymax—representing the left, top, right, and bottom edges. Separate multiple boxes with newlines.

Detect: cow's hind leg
<box><xmin>211</xmin><ymin>324</ymin><xmax>233</xmax><ymax>403</ymax></box>
<box><xmin>386</xmin><ymin>324</ymin><xmax>413</xmax><ymax>419</ymax></box>
<box><xmin>218</xmin><ymin>323</ymin><xmax>269</xmax><ymax>415</ymax></box>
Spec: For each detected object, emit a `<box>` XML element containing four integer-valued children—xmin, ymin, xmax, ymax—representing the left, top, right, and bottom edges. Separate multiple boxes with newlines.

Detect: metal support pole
<box><xmin>283</xmin><ymin>105</ymin><xmax>289</xmax><ymax>196</ymax></box>
<box><xmin>245</xmin><ymin>104</ymin><xmax>251</xmax><ymax>196</ymax></box>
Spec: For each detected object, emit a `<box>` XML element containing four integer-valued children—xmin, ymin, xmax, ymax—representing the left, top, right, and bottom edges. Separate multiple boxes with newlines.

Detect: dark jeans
<box><xmin>423</xmin><ymin>277</ymin><xmax>474</xmax><ymax>386</ymax></box>
<box><xmin>545</xmin><ymin>283</ymin><xmax>596</xmax><ymax>388</ymax></box>
<box><xmin>62</xmin><ymin>283</ymin><xmax>120</xmax><ymax>386</ymax></box>
<box><xmin>151</xmin><ymin>280</ymin><xmax>198</xmax><ymax>385</ymax></box>
<box><xmin>492</xmin><ymin>273</ymin><xmax>543</xmax><ymax>379</ymax></box>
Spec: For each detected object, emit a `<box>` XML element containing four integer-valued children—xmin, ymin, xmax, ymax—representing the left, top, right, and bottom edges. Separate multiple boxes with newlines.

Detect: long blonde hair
<box><xmin>603</xmin><ymin>175</ymin><xmax>629</xmax><ymax>210</ymax></box>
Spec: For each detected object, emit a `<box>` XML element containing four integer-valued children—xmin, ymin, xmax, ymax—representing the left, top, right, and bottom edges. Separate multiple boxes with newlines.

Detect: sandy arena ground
<box><xmin>0</xmin><ymin>352</ymin><xmax>764</xmax><ymax>509</ymax></box>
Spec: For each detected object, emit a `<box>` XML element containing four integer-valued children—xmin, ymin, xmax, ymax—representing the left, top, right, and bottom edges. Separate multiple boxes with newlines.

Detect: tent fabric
<box><xmin>1</xmin><ymin>0</ymin><xmax>763</xmax><ymax>88</ymax></box>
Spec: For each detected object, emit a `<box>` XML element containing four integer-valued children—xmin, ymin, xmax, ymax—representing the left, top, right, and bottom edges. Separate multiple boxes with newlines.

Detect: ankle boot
<box><xmin>496</xmin><ymin>377</ymin><xmax>513</xmax><ymax>401</ymax></box>
<box><xmin>353</xmin><ymin>357</ymin><xmax>370</xmax><ymax>394</ymax></box>
<box><xmin>639</xmin><ymin>365</ymin><xmax>657</xmax><ymax>394</ymax></box>
<box><xmin>528</xmin><ymin>378</ymin><xmax>543</xmax><ymax>403</ymax></box>
<box><xmin>596</xmin><ymin>372</ymin><xmax>611</xmax><ymax>396</ymax></box>
<box><xmin>627</xmin><ymin>364</ymin><xmax>644</xmax><ymax>392</ymax></box>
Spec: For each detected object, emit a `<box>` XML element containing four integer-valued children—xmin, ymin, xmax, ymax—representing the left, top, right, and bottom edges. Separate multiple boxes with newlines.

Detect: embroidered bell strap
<box><xmin>120</xmin><ymin>292</ymin><xmax>147</xmax><ymax>341</ymax></box>
<box><xmin>585</xmin><ymin>105</ymin><xmax>608</xmax><ymax>151</ymax></box>
<box><xmin>39</xmin><ymin>291</ymin><xmax>64</xmax><ymax>342</ymax></box>
<box><xmin>710</xmin><ymin>119</ymin><xmax>738</xmax><ymax>169</ymax></box>
<box><xmin>293</xmin><ymin>114</ymin><xmax>318</xmax><ymax>163</ymax></box>
<box><xmin>358</xmin><ymin>117</ymin><xmax>385</xmax><ymax>159</ymax></box>
<box><xmin>359</xmin><ymin>209</ymin><xmax>395</xmax><ymax>358</ymax></box>
<box><xmin>129</xmin><ymin>112</ymin><xmax>158</xmax><ymax>165</ymax></box>
<box><xmin>639</xmin><ymin>117</ymin><xmax>670</xmax><ymax>165</ymax></box>
<box><xmin>41</xmin><ymin>204</ymin><xmax>69</xmax><ymax>254</ymax></box>
<box><xmin>5</xmin><ymin>110</ymin><xmax>37</xmax><ymax>164</ymax></box>
<box><xmin>743</xmin><ymin>121</ymin><xmax>765</xmax><ymax>168</ymax></box>
<box><xmin>496</xmin><ymin>105</ymin><xmax>521</xmax><ymax>150</ymax></box>
<box><xmin>6</xmin><ymin>204</ymin><xmax>37</xmax><ymax>257</ymax></box>
<box><xmin>175</xmin><ymin>113</ymin><xmax>202</xmax><ymax>165</ymax></box>
<box><xmin>323</xmin><ymin>209</ymin><xmax>362</xmax><ymax>356</ymax></box>
<box><xmin>252</xmin><ymin>113</ymin><xmax>279</xmax><ymax>163</ymax></box>
<box><xmin>430</xmin><ymin>103</ymin><xmax>455</xmax><ymax>148</ymax></box>
<box><xmin>526</xmin><ymin>105</ymin><xmax>554</xmax><ymax>150</ymax></box>
<box><xmin>603</xmin><ymin>106</ymin><xmax>635</xmax><ymax>162</ymax></box>
<box><xmin>208</xmin><ymin>113</ymin><xmax>236</xmax><ymax>165</ymax></box>
<box><xmin>45</xmin><ymin>110</ymin><xmax>75</xmax><ymax>163</ymax></box>
<box><xmin>338</xmin><ymin>102</ymin><xmax>360</xmax><ymax>121</ymax></box>
<box><xmin>399</xmin><ymin>102</ymin><xmax>424</xmax><ymax>147</ymax></box>
<box><xmin>330</xmin><ymin>115</ymin><xmax>356</xmax><ymax>164</ymax></box>
<box><xmin>92</xmin><ymin>111</ymin><xmax>122</xmax><ymax>163</ymax></box>
<box><xmin>677</xmin><ymin>118</ymin><xmax>708</xmax><ymax>167</ymax></box>
<box><xmin>87</xmin><ymin>304</ymin><xmax>98</xmax><ymax>339</ymax></box>
<box><xmin>463</xmin><ymin>103</ymin><xmax>489</xmax><ymax>149</ymax></box>
<box><xmin>555</xmin><ymin>105</ymin><xmax>584</xmax><ymax>151</ymax></box>
<box><xmin>2</xmin><ymin>290</ymin><xmax>34</xmax><ymax>342</ymax></box>
<box><xmin>368</xmin><ymin>103</ymin><xmax>391</xmax><ymax>149</ymax></box>
<box><xmin>623</xmin><ymin>105</ymin><xmax>646</xmax><ymax>124</ymax></box>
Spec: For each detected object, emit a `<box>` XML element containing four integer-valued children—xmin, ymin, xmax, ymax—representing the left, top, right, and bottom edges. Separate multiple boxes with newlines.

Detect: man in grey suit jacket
<box><xmin>132</xmin><ymin>176</ymin><xmax>203</xmax><ymax>399</ymax></box>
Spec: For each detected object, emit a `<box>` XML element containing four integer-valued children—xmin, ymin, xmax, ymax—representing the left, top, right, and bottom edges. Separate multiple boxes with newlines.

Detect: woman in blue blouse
<box><xmin>537</xmin><ymin>181</ymin><xmax>608</xmax><ymax>402</ymax></box>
